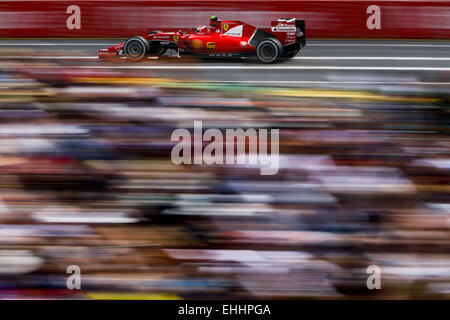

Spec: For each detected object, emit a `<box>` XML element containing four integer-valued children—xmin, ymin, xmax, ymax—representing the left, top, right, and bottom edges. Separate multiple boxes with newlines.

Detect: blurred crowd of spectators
<box><xmin>0</xmin><ymin>58</ymin><xmax>448</xmax><ymax>299</ymax></box>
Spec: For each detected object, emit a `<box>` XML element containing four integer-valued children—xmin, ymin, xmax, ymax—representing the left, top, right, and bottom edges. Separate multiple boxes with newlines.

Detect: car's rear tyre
<box><xmin>256</xmin><ymin>38</ymin><xmax>282</xmax><ymax>63</ymax></box>
<box><xmin>124</xmin><ymin>36</ymin><xmax>149</xmax><ymax>61</ymax></box>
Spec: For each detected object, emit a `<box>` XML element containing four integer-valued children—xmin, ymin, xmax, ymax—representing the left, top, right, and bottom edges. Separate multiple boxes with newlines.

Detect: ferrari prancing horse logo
<box><xmin>223</xmin><ymin>24</ymin><xmax>229</xmax><ymax>32</ymax></box>
<box><xmin>207</xmin><ymin>42</ymin><xmax>215</xmax><ymax>50</ymax></box>
<box><xmin>173</xmin><ymin>35</ymin><xmax>179</xmax><ymax>42</ymax></box>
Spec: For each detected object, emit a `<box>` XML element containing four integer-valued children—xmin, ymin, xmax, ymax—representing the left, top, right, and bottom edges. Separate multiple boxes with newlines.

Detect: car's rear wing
<box><xmin>271</xmin><ymin>18</ymin><xmax>306</xmax><ymax>47</ymax></box>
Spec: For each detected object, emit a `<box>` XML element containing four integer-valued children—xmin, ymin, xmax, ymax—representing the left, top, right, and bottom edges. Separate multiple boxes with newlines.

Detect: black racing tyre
<box><xmin>124</xmin><ymin>36</ymin><xmax>149</xmax><ymax>61</ymax></box>
<box><xmin>256</xmin><ymin>38</ymin><xmax>282</xmax><ymax>63</ymax></box>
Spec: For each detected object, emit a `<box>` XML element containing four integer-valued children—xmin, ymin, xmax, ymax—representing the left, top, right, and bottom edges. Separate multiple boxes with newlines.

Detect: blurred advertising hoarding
<box><xmin>0</xmin><ymin>0</ymin><xmax>449</xmax><ymax>38</ymax></box>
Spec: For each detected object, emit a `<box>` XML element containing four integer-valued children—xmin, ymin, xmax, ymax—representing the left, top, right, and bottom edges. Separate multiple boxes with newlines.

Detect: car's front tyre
<box><xmin>123</xmin><ymin>36</ymin><xmax>149</xmax><ymax>61</ymax></box>
<box><xmin>256</xmin><ymin>38</ymin><xmax>282</xmax><ymax>63</ymax></box>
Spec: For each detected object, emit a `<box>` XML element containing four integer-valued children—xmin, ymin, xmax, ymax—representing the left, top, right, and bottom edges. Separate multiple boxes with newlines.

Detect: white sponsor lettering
<box><xmin>224</xmin><ymin>25</ymin><xmax>243</xmax><ymax>37</ymax></box>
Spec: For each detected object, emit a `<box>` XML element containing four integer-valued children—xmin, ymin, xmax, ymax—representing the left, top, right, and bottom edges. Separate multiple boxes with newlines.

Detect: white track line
<box><xmin>1</xmin><ymin>56</ymin><xmax>449</xmax><ymax>61</ymax></box>
<box><xmin>0</xmin><ymin>43</ymin><xmax>118</xmax><ymax>46</ymax></box>
<box><xmin>0</xmin><ymin>42</ymin><xmax>449</xmax><ymax>48</ymax></box>
<box><xmin>69</xmin><ymin>66</ymin><xmax>450</xmax><ymax>71</ymax></box>
<box><xmin>295</xmin><ymin>57</ymin><xmax>450</xmax><ymax>61</ymax></box>
<box><xmin>309</xmin><ymin>44</ymin><xmax>450</xmax><ymax>47</ymax></box>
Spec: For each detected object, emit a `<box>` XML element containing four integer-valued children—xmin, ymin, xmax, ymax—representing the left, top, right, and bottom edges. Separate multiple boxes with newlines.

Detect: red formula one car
<box><xmin>99</xmin><ymin>16</ymin><xmax>305</xmax><ymax>63</ymax></box>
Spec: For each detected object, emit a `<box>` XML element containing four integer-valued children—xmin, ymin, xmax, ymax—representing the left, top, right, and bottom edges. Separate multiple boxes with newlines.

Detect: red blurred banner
<box><xmin>0</xmin><ymin>0</ymin><xmax>449</xmax><ymax>38</ymax></box>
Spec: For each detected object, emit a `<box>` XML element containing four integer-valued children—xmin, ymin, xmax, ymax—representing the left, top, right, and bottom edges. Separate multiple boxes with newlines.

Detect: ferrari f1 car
<box><xmin>98</xmin><ymin>16</ymin><xmax>305</xmax><ymax>63</ymax></box>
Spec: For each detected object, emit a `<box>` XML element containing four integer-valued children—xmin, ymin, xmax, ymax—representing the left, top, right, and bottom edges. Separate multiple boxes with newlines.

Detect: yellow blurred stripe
<box><xmin>75</xmin><ymin>77</ymin><xmax>439</xmax><ymax>103</ymax></box>
<box><xmin>0</xmin><ymin>90</ymin><xmax>50</xmax><ymax>96</ymax></box>
<box><xmin>0</xmin><ymin>97</ymin><xmax>35</xmax><ymax>103</ymax></box>
<box><xmin>416</xmin><ymin>185</ymin><xmax>450</xmax><ymax>192</ymax></box>
<box><xmin>0</xmin><ymin>82</ymin><xmax>45</xmax><ymax>88</ymax></box>
<box><xmin>87</xmin><ymin>293</ymin><xmax>182</xmax><ymax>300</ymax></box>
<box><xmin>259</xmin><ymin>88</ymin><xmax>439</xmax><ymax>103</ymax></box>
<box><xmin>75</xmin><ymin>77</ymin><xmax>179</xmax><ymax>85</ymax></box>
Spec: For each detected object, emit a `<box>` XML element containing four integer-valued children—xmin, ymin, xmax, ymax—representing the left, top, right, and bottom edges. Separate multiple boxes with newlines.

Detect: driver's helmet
<box><xmin>209</xmin><ymin>15</ymin><xmax>219</xmax><ymax>27</ymax></box>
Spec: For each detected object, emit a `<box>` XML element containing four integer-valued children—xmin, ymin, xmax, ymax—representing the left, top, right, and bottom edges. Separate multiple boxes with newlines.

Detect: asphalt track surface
<box><xmin>1</xmin><ymin>39</ymin><xmax>449</xmax><ymax>87</ymax></box>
